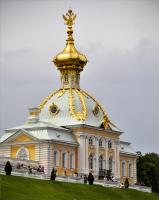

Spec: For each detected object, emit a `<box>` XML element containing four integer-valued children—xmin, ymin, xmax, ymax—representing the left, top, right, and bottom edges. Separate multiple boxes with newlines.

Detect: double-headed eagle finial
<box><xmin>62</xmin><ymin>9</ymin><xmax>76</xmax><ymax>42</ymax></box>
<box><xmin>62</xmin><ymin>9</ymin><xmax>76</xmax><ymax>27</ymax></box>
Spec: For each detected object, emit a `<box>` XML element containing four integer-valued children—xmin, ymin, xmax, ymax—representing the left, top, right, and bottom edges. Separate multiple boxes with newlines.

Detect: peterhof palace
<box><xmin>0</xmin><ymin>9</ymin><xmax>138</xmax><ymax>184</ymax></box>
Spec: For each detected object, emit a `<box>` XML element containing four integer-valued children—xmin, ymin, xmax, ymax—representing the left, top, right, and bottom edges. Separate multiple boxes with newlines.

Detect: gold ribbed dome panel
<box><xmin>38</xmin><ymin>88</ymin><xmax>110</xmax><ymax>128</ymax></box>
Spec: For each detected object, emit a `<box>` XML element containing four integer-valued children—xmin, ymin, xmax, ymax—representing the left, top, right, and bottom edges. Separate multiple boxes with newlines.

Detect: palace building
<box><xmin>0</xmin><ymin>9</ymin><xmax>137</xmax><ymax>184</ymax></box>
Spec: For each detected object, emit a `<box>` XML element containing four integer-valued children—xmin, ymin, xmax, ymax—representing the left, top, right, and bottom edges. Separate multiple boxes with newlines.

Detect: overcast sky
<box><xmin>0</xmin><ymin>0</ymin><xmax>159</xmax><ymax>154</ymax></box>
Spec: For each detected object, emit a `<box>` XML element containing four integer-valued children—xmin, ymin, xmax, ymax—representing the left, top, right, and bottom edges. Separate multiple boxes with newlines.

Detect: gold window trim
<box><xmin>49</xmin><ymin>103</ymin><xmax>60</xmax><ymax>116</ymax></box>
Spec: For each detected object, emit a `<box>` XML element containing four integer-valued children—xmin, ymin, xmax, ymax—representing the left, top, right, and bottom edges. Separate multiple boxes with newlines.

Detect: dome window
<box><xmin>49</xmin><ymin>103</ymin><xmax>60</xmax><ymax>116</ymax></box>
<box><xmin>93</xmin><ymin>104</ymin><xmax>99</xmax><ymax>116</ymax></box>
<box><xmin>64</xmin><ymin>74</ymin><xmax>68</xmax><ymax>82</ymax></box>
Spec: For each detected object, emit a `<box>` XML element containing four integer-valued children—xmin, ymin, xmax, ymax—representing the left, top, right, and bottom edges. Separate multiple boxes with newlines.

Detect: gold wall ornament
<box><xmin>69</xmin><ymin>88</ymin><xmax>87</xmax><ymax>121</ymax></box>
<box><xmin>49</xmin><ymin>103</ymin><xmax>60</xmax><ymax>116</ymax></box>
<box><xmin>102</xmin><ymin>115</ymin><xmax>109</xmax><ymax>128</ymax></box>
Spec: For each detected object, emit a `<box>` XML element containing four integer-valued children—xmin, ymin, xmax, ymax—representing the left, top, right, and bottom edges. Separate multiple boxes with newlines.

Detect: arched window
<box><xmin>128</xmin><ymin>163</ymin><xmax>132</xmax><ymax>178</ymax></box>
<box><xmin>54</xmin><ymin>151</ymin><xmax>58</xmax><ymax>167</ymax></box>
<box><xmin>108</xmin><ymin>141</ymin><xmax>112</xmax><ymax>149</ymax></box>
<box><xmin>70</xmin><ymin>153</ymin><xmax>73</xmax><ymax>169</ymax></box>
<box><xmin>89</xmin><ymin>137</ymin><xmax>93</xmax><ymax>146</ymax></box>
<box><xmin>64</xmin><ymin>74</ymin><xmax>68</xmax><ymax>82</ymax></box>
<box><xmin>122</xmin><ymin>162</ymin><xmax>126</xmax><ymax>176</ymax></box>
<box><xmin>99</xmin><ymin>155</ymin><xmax>103</xmax><ymax>170</ymax></box>
<box><xmin>62</xmin><ymin>153</ymin><xmax>66</xmax><ymax>168</ymax></box>
<box><xmin>99</xmin><ymin>139</ymin><xmax>102</xmax><ymax>147</ymax></box>
<box><xmin>16</xmin><ymin>148</ymin><xmax>29</xmax><ymax>160</ymax></box>
<box><xmin>89</xmin><ymin>154</ymin><xmax>93</xmax><ymax>170</ymax></box>
<box><xmin>109</xmin><ymin>157</ymin><xmax>112</xmax><ymax>171</ymax></box>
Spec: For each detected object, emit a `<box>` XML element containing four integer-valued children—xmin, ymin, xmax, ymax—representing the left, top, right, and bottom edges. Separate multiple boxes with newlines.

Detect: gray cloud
<box><xmin>0</xmin><ymin>0</ymin><xmax>159</xmax><ymax>154</ymax></box>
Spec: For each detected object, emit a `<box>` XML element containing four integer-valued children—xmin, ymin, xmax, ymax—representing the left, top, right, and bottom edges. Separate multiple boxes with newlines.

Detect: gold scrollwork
<box><xmin>81</xmin><ymin>90</ymin><xmax>110</xmax><ymax>128</ymax></box>
<box><xmin>38</xmin><ymin>89</ymin><xmax>60</xmax><ymax>110</ymax></box>
<box><xmin>69</xmin><ymin>88</ymin><xmax>87</xmax><ymax>121</ymax></box>
<box><xmin>57</xmin><ymin>89</ymin><xmax>66</xmax><ymax>98</ymax></box>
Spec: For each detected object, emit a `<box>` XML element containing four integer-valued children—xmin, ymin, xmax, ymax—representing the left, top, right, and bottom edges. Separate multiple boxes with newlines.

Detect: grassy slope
<box><xmin>0</xmin><ymin>175</ymin><xmax>158</xmax><ymax>200</ymax></box>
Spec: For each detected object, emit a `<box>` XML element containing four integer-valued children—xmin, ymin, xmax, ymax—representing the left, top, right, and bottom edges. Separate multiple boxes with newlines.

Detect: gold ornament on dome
<box><xmin>38</xmin><ymin>89</ymin><xmax>60</xmax><ymax>110</ymax></box>
<box><xmin>53</xmin><ymin>9</ymin><xmax>87</xmax><ymax>71</ymax></box>
<box><xmin>69</xmin><ymin>88</ymin><xmax>87</xmax><ymax>121</ymax></box>
<box><xmin>62</xmin><ymin>9</ymin><xmax>76</xmax><ymax>27</ymax></box>
<box><xmin>93</xmin><ymin>104</ymin><xmax>100</xmax><ymax>116</ymax></box>
<box><xmin>49</xmin><ymin>103</ymin><xmax>60</xmax><ymax>116</ymax></box>
<box><xmin>57</xmin><ymin>89</ymin><xmax>66</xmax><ymax>98</ymax></box>
<box><xmin>102</xmin><ymin>115</ymin><xmax>109</xmax><ymax>128</ymax></box>
<box><xmin>81</xmin><ymin>90</ymin><xmax>110</xmax><ymax>128</ymax></box>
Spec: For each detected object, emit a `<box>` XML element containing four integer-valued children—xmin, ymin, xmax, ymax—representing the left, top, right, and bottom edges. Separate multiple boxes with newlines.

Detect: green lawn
<box><xmin>0</xmin><ymin>175</ymin><xmax>158</xmax><ymax>200</ymax></box>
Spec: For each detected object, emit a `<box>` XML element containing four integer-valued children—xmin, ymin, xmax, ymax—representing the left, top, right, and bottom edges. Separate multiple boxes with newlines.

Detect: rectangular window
<box><xmin>62</xmin><ymin>153</ymin><xmax>66</xmax><ymax>168</ymax></box>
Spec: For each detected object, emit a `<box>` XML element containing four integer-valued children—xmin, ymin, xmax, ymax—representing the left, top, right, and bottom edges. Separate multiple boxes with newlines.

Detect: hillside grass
<box><xmin>0</xmin><ymin>175</ymin><xmax>158</xmax><ymax>200</ymax></box>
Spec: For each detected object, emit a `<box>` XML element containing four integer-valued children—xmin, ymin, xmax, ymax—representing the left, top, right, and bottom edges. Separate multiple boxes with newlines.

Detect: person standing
<box><xmin>84</xmin><ymin>174</ymin><xmax>88</xmax><ymax>184</ymax></box>
<box><xmin>88</xmin><ymin>172</ymin><xmax>94</xmax><ymax>185</ymax></box>
<box><xmin>4</xmin><ymin>161</ymin><xmax>12</xmax><ymax>175</ymax></box>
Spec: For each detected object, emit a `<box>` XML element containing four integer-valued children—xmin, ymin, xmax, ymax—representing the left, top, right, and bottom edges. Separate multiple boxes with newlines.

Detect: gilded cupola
<box><xmin>37</xmin><ymin>9</ymin><xmax>120</xmax><ymax>131</ymax></box>
<box><xmin>53</xmin><ymin>9</ymin><xmax>87</xmax><ymax>89</ymax></box>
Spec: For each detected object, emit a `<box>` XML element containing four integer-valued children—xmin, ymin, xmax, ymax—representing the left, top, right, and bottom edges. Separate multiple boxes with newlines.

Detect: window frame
<box><xmin>89</xmin><ymin>154</ymin><xmax>93</xmax><ymax>170</ymax></box>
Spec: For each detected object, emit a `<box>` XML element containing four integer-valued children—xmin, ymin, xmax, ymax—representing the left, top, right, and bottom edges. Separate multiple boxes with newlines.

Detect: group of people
<box><xmin>83</xmin><ymin>172</ymin><xmax>94</xmax><ymax>185</ymax></box>
<box><xmin>16</xmin><ymin>163</ymin><xmax>45</xmax><ymax>174</ymax></box>
<box><xmin>28</xmin><ymin>165</ymin><xmax>44</xmax><ymax>174</ymax></box>
<box><xmin>104</xmin><ymin>175</ymin><xmax>117</xmax><ymax>182</ymax></box>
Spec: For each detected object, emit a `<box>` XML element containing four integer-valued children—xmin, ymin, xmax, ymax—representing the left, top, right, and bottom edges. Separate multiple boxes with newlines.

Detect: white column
<box><xmin>114</xmin><ymin>141</ymin><xmax>117</xmax><ymax>177</ymax></box>
<box><xmin>78</xmin><ymin>135</ymin><xmax>85</xmax><ymax>174</ymax></box>
<box><xmin>95</xmin><ymin>137</ymin><xmax>99</xmax><ymax>175</ymax></box>
<box><xmin>85</xmin><ymin>136</ymin><xmax>89</xmax><ymax>173</ymax></box>
<box><xmin>81</xmin><ymin>136</ymin><xmax>85</xmax><ymax>174</ymax></box>
<box><xmin>116</xmin><ymin>141</ymin><xmax>120</xmax><ymax>179</ymax></box>
<box><xmin>133</xmin><ymin>158</ymin><xmax>137</xmax><ymax>183</ymax></box>
<box><xmin>105</xmin><ymin>139</ymin><xmax>108</xmax><ymax>170</ymax></box>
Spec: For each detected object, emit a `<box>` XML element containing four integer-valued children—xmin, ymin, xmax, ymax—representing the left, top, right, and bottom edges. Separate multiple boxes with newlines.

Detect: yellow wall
<box><xmin>11</xmin><ymin>144</ymin><xmax>35</xmax><ymax>161</ymax></box>
<box><xmin>14</xmin><ymin>134</ymin><xmax>33</xmax><ymax>142</ymax></box>
<box><xmin>52</xmin><ymin>144</ymin><xmax>78</xmax><ymax>176</ymax></box>
<box><xmin>120</xmin><ymin>155</ymin><xmax>136</xmax><ymax>184</ymax></box>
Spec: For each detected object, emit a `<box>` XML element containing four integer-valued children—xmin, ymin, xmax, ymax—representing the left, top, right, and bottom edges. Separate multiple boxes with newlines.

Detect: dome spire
<box><xmin>62</xmin><ymin>9</ymin><xmax>76</xmax><ymax>44</ymax></box>
<box><xmin>53</xmin><ymin>9</ymin><xmax>87</xmax><ymax>89</ymax></box>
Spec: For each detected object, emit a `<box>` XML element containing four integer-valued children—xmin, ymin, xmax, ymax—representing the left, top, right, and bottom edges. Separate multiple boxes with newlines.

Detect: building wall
<box><xmin>0</xmin><ymin>129</ymin><xmax>137</xmax><ymax>184</ymax></box>
<box><xmin>120</xmin><ymin>154</ymin><xmax>137</xmax><ymax>184</ymax></box>
<box><xmin>0</xmin><ymin>145</ymin><xmax>11</xmax><ymax>157</ymax></box>
<box><xmin>72</xmin><ymin>127</ymin><xmax>120</xmax><ymax>178</ymax></box>
<box><xmin>51</xmin><ymin>143</ymin><xmax>77</xmax><ymax>176</ymax></box>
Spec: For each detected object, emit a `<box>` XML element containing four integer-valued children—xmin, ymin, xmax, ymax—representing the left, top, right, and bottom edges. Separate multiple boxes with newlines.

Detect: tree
<box><xmin>88</xmin><ymin>172</ymin><xmax>94</xmax><ymax>185</ymax></box>
<box><xmin>124</xmin><ymin>178</ymin><xmax>129</xmax><ymax>189</ymax></box>
<box><xmin>50</xmin><ymin>168</ymin><xmax>56</xmax><ymax>181</ymax></box>
<box><xmin>137</xmin><ymin>153</ymin><xmax>159</xmax><ymax>193</ymax></box>
<box><xmin>5</xmin><ymin>161</ymin><xmax>12</xmax><ymax>175</ymax></box>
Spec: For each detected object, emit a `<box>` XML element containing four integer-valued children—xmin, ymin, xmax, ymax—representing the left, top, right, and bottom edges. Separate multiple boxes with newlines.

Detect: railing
<box><xmin>0</xmin><ymin>156</ymin><xmax>42</xmax><ymax>177</ymax></box>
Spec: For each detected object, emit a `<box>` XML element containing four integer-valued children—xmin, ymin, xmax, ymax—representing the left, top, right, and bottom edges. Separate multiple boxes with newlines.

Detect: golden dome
<box><xmin>53</xmin><ymin>9</ymin><xmax>87</xmax><ymax>71</ymax></box>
